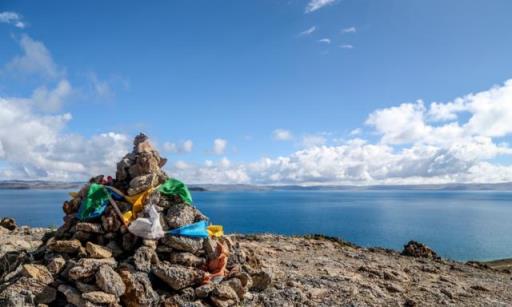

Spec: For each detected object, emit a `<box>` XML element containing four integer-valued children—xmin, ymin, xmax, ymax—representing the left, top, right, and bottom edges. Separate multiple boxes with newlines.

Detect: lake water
<box><xmin>1</xmin><ymin>189</ymin><xmax>511</xmax><ymax>261</ymax></box>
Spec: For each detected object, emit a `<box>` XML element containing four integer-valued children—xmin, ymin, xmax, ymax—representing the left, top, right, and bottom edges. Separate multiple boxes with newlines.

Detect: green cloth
<box><xmin>77</xmin><ymin>183</ymin><xmax>109</xmax><ymax>220</ymax></box>
<box><xmin>159</xmin><ymin>178</ymin><xmax>193</xmax><ymax>205</ymax></box>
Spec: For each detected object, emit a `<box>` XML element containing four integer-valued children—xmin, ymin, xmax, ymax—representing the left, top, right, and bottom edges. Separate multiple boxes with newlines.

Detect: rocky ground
<box><xmin>235</xmin><ymin>234</ymin><xmax>512</xmax><ymax>306</ymax></box>
<box><xmin>1</xmin><ymin>227</ymin><xmax>511</xmax><ymax>306</ymax></box>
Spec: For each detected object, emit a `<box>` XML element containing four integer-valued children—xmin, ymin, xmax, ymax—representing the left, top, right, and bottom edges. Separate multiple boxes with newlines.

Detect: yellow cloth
<box><xmin>121</xmin><ymin>188</ymin><xmax>155</xmax><ymax>224</ymax></box>
<box><xmin>207</xmin><ymin>225</ymin><xmax>224</xmax><ymax>237</ymax></box>
<box><xmin>69</xmin><ymin>191</ymin><xmax>79</xmax><ymax>198</ymax></box>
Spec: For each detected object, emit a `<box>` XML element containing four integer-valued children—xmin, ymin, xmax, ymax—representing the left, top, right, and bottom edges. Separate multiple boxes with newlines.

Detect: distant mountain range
<box><xmin>1</xmin><ymin>180</ymin><xmax>512</xmax><ymax>191</ymax></box>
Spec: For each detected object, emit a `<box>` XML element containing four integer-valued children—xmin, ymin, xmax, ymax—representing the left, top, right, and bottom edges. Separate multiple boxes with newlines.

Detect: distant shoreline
<box><xmin>1</xmin><ymin>180</ymin><xmax>512</xmax><ymax>191</ymax></box>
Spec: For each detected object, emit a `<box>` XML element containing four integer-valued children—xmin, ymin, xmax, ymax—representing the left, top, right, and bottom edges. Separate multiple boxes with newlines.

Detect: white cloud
<box><xmin>220</xmin><ymin>157</ymin><xmax>231</xmax><ymax>168</ymax></box>
<box><xmin>175</xmin><ymin>161</ymin><xmax>189</xmax><ymax>170</ymax></box>
<box><xmin>163</xmin><ymin>142</ymin><xmax>177</xmax><ymax>153</ymax></box>
<box><xmin>350</xmin><ymin>128</ymin><xmax>362</xmax><ymax>136</ymax></box>
<box><xmin>87</xmin><ymin>73</ymin><xmax>114</xmax><ymax>100</ymax></box>
<box><xmin>302</xmin><ymin>134</ymin><xmax>327</xmax><ymax>148</ymax></box>
<box><xmin>340</xmin><ymin>44</ymin><xmax>353</xmax><ymax>49</ymax></box>
<box><xmin>3</xmin><ymin>33</ymin><xmax>512</xmax><ymax>190</ymax></box>
<box><xmin>31</xmin><ymin>79</ymin><xmax>72</xmax><ymax>112</ymax></box>
<box><xmin>0</xmin><ymin>11</ymin><xmax>25</xmax><ymax>28</ymax></box>
<box><xmin>305</xmin><ymin>0</ymin><xmax>336</xmax><ymax>13</ymax></box>
<box><xmin>318</xmin><ymin>38</ymin><xmax>331</xmax><ymax>44</ymax></box>
<box><xmin>273</xmin><ymin>129</ymin><xmax>293</xmax><ymax>141</ymax></box>
<box><xmin>0</xmin><ymin>32</ymin><xmax>133</xmax><ymax>180</ymax></box>
<box><xmin>6</xmin><ymin>34</ymin><xmax>61</xmax><ymax>79</ymax></box>
<box><xmin>213</xmin><ymin>138</ymin><xmax>227</xmax><ymax>155</ymax></box>
<box><xmin>168</xmin><ymin>79</ymin><xmax>512</xmax><ymax>185</ymax></box>
<box><xmin>299</xmin><ymin>26</ymin><xmax>316</xmax><ymax>36</ymax></box>
<box><xmin>341</xmin><ymin>26</ymin><xmax>356</xmax><ymax>33</ymax></box>
<box><xmin>0</xmin><ymin>96</ymin><xmax>130</xmax><ymax>180</ymax></box>
<box><xmin>163</xmin><ymin>140</ymin><xmax>193</xmax><ymax>153</ymax></box>
<box><xmin>170</xmin><ymin>161</ymin><xmax>250</xmax><ymax>184</ymax></box>
<box><xmin>182</xmin><ymin>139</ymin><xmax>193</xmax><ymax>152</ymax></box>
<box><xmin>366</xmin><ymin>101</ymin><xmax>428</xmax><ymax>145</ymax></box>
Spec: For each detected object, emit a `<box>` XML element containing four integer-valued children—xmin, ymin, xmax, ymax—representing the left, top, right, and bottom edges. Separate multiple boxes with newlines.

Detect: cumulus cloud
<box><xmin>299</xmin><ymin>26</ymin><xmax>316</xmax><ymax>36</ymax></box>
<box><xmin>0</xmin><ymin>11</ymin><xmax>25</xmax><ymax>28</ymax></box>
<box><xmin>318</xmin><ymin>38</ymin><xmax>331</xmax><ymax>44</ymax></box>
<box><xmin>273</xmin><ymin>129</ymin><xmax>293</xmax><ymax>141</ymax></box>
<box><xmin>305</xmin><ymin>0</ymin><xmax>336</xmax><ymax>13</ymax></box>
<box><xmin>213</xmin><ymin>138</ymin><xmax>227</xmax><ymax>155</ymax></box>
<box><xmin>168</xmin><ymin>79</ymin><xmax>512</xmax><ymax>185</ymax></box>
<box><xmin>340</xmin><ymin>44</ymin><xmax>353</xmax><ymax>49</ymax></box>
<box><xmin>6</xmin><ymin>34</ymin><xmax>62</xmax><ymax>79</ymax></box>
<box><xmin>163</xmin><ymin>139</ymin><xmax>193</xmax><ymax>154</ymax></box>
<box><xmin>31</xmin><ymin>79</ymin><xmax>73</xmax><ymax>112</ymax></box>
<box><xmin>0</xmin><ymin>96</ymin><xmax>130</xmax><ymax>180</ymax></box>
<box><xmin>163</xmin><ymin>142</ymin><xmax>177</xmax><ymax>153</ymax></box>
<box><xmin>182</xmin><ymin>140</ymin><xmax>193</xmax><ymax>152</ymax></box>
<box><xmin>3</xmin><ymin>31</ymin><xmax>512</xmax><ymax>189</ymax></box>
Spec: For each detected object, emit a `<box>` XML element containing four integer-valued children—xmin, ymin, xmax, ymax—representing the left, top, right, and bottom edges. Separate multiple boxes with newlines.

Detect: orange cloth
<box><xmin>203</xmin><ymin>243</ymin><xmax>229</xmax><ymax>283</ymax></box>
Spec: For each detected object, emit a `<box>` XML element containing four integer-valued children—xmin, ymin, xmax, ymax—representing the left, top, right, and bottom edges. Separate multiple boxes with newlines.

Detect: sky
<box><xmin>1</xmin><ymin>0</ymin><xmax>512</xmax><ymax>185</ymax></box>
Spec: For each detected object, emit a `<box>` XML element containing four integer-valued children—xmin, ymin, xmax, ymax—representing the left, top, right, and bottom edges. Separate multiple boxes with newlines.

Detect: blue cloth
<box><xmin>168</xmin><ymin>220</ymin><xmax>209</xmax><ymax>238</ymax></box>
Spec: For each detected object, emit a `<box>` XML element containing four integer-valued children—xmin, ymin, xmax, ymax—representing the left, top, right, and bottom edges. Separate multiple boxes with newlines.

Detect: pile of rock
<box><xmin>0</xmin><ymin>134</ymin><xmax>271</xmax><ymax>307</ymax></box>
<box><xmin>401</xmin><ymin>240</ymin><xmax>440</xmax><ymax>260</ymax></box>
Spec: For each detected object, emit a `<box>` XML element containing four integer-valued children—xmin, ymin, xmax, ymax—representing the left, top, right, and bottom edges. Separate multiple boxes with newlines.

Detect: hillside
<box><xmin>0</xmin><ymin>226</ymin><xmax>510</xmax><ymax>306</ymax></box>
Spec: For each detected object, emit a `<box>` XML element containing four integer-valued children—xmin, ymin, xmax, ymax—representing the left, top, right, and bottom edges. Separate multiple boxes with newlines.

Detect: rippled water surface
<box><xmin>1</xmin><ymin>189</ymin><xmax>511</xmax><ymax>261</ymax></box>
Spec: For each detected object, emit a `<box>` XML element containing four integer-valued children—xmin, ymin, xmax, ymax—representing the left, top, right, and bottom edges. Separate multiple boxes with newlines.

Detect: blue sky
<box><xmin>1</xmin><ymin>0</ymin><xmax>512</xmax><ymax>184</ymax></box>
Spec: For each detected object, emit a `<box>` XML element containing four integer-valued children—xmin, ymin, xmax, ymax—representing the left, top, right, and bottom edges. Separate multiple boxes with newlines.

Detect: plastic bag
<box><xmin>128</xmin><ymin>204</ymin><xmax>165</xmax><ymax>239</ymax></box>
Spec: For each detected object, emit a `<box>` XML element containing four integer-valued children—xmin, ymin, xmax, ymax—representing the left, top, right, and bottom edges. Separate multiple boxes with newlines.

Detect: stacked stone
<box><xmin>0</xmin><ymin>134</ymin><xmax>271</xmax><ymax>307</ymax></box>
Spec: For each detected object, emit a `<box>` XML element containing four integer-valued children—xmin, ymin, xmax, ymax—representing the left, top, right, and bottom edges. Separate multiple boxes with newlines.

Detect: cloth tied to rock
<box><xmin>76</xmin><ymin>178</ymin><xmax>221</xmax><ymax>240</ymax></box>
<box><xmin>120</xmin><ymin>187</ymin><xmax>155</xmax><ymax>224</ymax></box>
<box><xmin>76</xmin><ymin>183</ymin><xmax>109</xmax><ymax>220</ymax></box>
<box><xmin>158</xmin><ymin>178</ymin><xmax>193</xmax><ymax>205</ymax></box>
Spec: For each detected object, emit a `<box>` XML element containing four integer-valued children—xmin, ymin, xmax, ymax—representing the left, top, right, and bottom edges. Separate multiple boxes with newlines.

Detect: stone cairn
<box><xmin>0</xmin><ymin>134</ymin><xmax>271</xmax><ymax>306</ymax></box>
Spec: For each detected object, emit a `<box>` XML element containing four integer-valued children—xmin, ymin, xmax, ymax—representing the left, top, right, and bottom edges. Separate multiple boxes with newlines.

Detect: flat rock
<box><xmin>0</xmin><ymin>277</ymin><xmax>56</xmax><ymax>304</ymax></box>
<box><xmin>68</xmin><ymin>258</ymin><xmax>117</xmax><ymax>280</ymax></box>
<box><xmin>48</xmin><ymin>239</ymin><xmax>82</xmax><ymax>253</ymax></box>
<box><xmin>82</xmin><ymin>291</ymin><xmax>117</xmax><ymax>304</ymax></box>
<box><xmin>195</xmin><ymin>283</ymin><xmax>215</xmax><ymax>298</ymax></box>
<box><xmin>86</xmin><ymin>242</ymin><xmax>112</xmax><ymax>259</ymax></box>
<box><xmin>152</xmin><ymin>262</ymin><xmax>203</xmax><ymax>290</ymax></box>
<box><xmin>165</xmin><ymin>203</ymin><xmax>195</xmax><ymax>228</ymax></box>
<box><xmin>169</xmin><ymin>252</ymin><xmax>205</xmax><ymax>267</ymax></box>
<box><xmin>76</xmin><ymin>222</ymin><xmax>104</xmax><ymax>234</ymax></box>
<box><xmin>211</xmin><ymin>283</ymin><xmax>239</xmax><ymax>306</ymax></box>
<box><xmin>95</xmin><ymin>265</ymin><xmax>126</xmax><ymax>296</ymax></box>
<box><xmin>22</xmin><ymin>264</ymin><xmax>54</xmax><ymax>285</ymax></box>
<box><xmin>47</xmin><ymin>255</ymin><xmax>66</xmax><ymax>275</ymax></box>
<box><xmin>160</xmin><ymin>236</ymin><xmax>203</xmax><ymax>254</ymax></box>
<box><xmin>127</xmin><ymin>174</ymin><xmax>158</xmax><ymax>196</ymax></box>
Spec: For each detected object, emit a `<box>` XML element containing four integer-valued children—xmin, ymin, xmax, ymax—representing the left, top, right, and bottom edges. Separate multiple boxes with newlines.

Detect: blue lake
<box><xmin>1</xmin><ymin>189</ymin><xmax>511</xmax><ymax>261</ymax></box>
